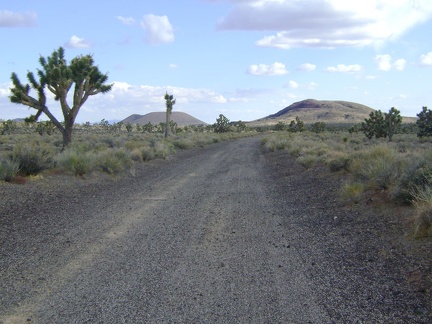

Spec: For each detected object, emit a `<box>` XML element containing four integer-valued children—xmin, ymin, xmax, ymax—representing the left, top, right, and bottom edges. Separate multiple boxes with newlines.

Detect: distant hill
<box><xmin>121</xmin><ymin>112</ymin><xmax>207</xmax><ymax>126</ymax></box>
<box><xmin>248</xmin><ymin>99</ymin><xmax>417</xmax><ymax>126</ymax></box>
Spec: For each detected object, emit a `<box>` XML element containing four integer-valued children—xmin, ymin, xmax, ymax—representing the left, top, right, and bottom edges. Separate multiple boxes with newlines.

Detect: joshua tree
<box><xmin>361</xmin><ymin>107</ymin><xmax>402</xmax><ymax>141</ymax></box>
<box><xmin>9</xmin><ymin>47</ymin><xmax>112</xmax><ymax>148</ymax></box>
<box><xmin>416</xmin><ymin>106</ymin><xmax>432</xmax><ymax>138</ymax></box>
<box><xmin>213</xmin><ymin>114</ymin><xmax>230</xmax><ymax>133</ymax></box>
<box><xmin>361</xmin><ymin>110</ymin><xmax>387</xmax><ymax>139</ymax></box>
<box><xmin>385</xmin><ymin>107</ymin><xmax>402</xmax><ymax>142</ymax></box>
<box><xmin>164</xmin><ymin>92</ymin><xmax>176</xmax><ymax>138</ymax></box>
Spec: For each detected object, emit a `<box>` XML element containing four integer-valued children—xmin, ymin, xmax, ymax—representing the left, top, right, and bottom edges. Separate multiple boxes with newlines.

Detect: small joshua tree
<box><xmin>213</xmin><ymin>114</ymin><xmax>230</xmax><ymax>133</ymax></box>
<box><xmin>164</xmin><ymin>92</ymin><xmax>176</xmax><ymax>138</ymax></box>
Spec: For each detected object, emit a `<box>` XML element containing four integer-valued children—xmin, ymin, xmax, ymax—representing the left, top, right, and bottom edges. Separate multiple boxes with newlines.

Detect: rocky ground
<box><xmin>265</xmin><ymin>149</ymin><xmax>432</xmax><ymax>322</ymax></box>
<box><xmin>0</xmin><ymin>137</ymin><xmax>431</xmax><ymax>323</ymax></box>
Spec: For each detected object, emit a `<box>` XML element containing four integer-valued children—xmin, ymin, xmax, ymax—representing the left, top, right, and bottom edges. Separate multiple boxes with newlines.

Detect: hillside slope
<box><xmin>121</xmin><ymin>112</ymin><xmax>207</xmax><ymax>126</ymax></box>
<box><xmin>249</xmin><ymin>99</ymin><xmax>416</xmax><ymax>125</ymax></box>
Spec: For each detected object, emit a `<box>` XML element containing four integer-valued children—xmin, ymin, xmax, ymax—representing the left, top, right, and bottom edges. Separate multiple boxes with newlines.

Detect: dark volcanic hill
<box><xmin>249</xmin><ymin>99</ymin><xmax>376</xmax><ymax>126</ymax></box>
<box><xmin>121</xmin><ymin>112</ymin><xmax>207</xmax><ymax>126</ymax></box>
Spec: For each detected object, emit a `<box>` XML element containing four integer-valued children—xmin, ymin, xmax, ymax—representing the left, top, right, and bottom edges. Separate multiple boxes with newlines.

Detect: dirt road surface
<box><xmin>1</xmin><ymin>137</ymin><xmax>431</xmax><ymax>323</ymax></box>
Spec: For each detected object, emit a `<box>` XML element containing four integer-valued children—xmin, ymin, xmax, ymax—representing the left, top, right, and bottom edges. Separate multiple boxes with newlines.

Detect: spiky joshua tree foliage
<box><xmin>9</xmin><ymin>47</ymin><xmax>112</xmax><ymax>148</ymax></box>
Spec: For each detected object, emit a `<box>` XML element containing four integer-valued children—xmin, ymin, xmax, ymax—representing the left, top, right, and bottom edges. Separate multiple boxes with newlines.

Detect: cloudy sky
<box><xmin>1</xmin><ymin>0</ymin><xmax>431</xmax><ymax>124</ymax></box>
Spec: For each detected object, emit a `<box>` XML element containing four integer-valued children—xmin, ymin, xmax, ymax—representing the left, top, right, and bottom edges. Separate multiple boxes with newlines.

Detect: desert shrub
<box><xmin>102</xmin><ymin>136</ymin><xmax>122</xmax><ymax>149</ymax></box>
<box><xmin>173</xmin><ymin>137</ymin><xmax>194</xmax><ymax>150</ymax></box>
<box><xmin>151</xmin><ymin>139</ymin><xmax>174</xmax><ymax>159</ymax></box>
<box><xmin>0</xmin><ymin>155</ymin><xmax>20</xmax><ymax>181</ymax></box>
<box><xmin>130</xmin><ymin>148</ymin><xmax>144</xmax><ymax>163</ymax></box>
<box><xmin>410</xmin><ymin>185</ymin><xmax>432</xmax><ymax>238</ymax></box>
<box><xmin>262</xmin><ymin>134</ymin><xmax>291</xmax><ymax>151</ymax></box>
<box><xmin>11</xmin><ymin>142</ymin><xmax>55</xmax><ymax>175</ymax></box>
<box><xmin>394</xmin><ymin>150</ymin><xmax>432</xmax><ymax>204</ymax></box>
<box><xmin>286</xmin><ymin>142</ymin><xmax>302</xmax><ymax>157</ymax></box>
<box><xmin>349</xmin><ymin>146</ymin><xmax>406</xmax><ymax>190</ymax></box>
<box><xmin>96</xmin><ymin>148</ymin><xmax>132</xmax><ymax>175</ymax></box>
<box><xmin>328</xmin><ymin>153</ymin><xmax>352</xmax><ymax>172</ymax></box>
<box><xmin>56</xmin><ymin>146</ymin><xmax>96</xmax><ymax>176</ymax></box>
<box><xmin>340</xmin><ymin>182</ymin><xmax>365</xmax><ymax>204</ymax></box>
<box><xmin>297</xmin><ymin>154</ymin><xmax>316</xmax><ymax>169</ymax></box>
<box><xmin>141</xmin><ymin>145</ymin><xmax>155</xmax><ymax>161</ymax></box>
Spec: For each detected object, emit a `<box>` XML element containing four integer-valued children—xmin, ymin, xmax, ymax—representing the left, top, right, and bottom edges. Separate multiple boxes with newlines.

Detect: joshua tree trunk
<box><xmin>165</xmin><ymin>110</ymin><xmax>170</xmax><ymax>138</ymax></box>
<box><xmin>164</xmin><ymin>92</ymin><xmax>176</xmax><ymax>139</ymax></box>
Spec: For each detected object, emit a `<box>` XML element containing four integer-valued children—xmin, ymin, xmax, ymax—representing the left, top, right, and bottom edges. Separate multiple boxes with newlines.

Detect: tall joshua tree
<box><xmin>164</xmin><ymin>92</ymin><xmax>176</xmax><ymax>138</ymax></box>
<box><xmin>9</xmin><ymin>47</ymin><xmax>112</xmax><ymax>148</ymax></box>
<box><xmin>385</xmin><ymin>107</ymin><xmax>402</xmax><ymax>142</ymax></box>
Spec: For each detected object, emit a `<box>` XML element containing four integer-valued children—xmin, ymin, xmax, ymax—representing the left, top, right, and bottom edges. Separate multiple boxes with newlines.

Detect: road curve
<box><xmin>1</xmin><ymin>137</ymin><xmax>327</xmax><ymax>323</ymax></box>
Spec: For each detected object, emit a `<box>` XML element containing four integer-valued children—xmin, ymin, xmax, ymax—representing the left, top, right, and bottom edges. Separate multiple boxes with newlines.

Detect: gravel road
<box><xmin>1</xmin><ymin>136</ymin><xmax>431</xmax><ymax>323</ymax></box>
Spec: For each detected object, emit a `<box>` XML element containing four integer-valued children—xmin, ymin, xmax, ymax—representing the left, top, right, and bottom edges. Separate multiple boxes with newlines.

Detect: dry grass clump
<box><xmin>56</xmin><ymin>146</ymin><xmax>96</xmax><ymax>176</ymax></box>
<box><xmin>340</xmin><ymin>182</ymin><xmax>366</xmax><ymax>204</ymax></box>
<box><xmin>349</xmin><ymin>146</ymin><xmax>407</xmax><ymax>190</ymax></box>
<box><xmin>96</xmin><ymin>148</ymin><xmax>132</xmax><ymax>175</ymax></box>
<box><xmin>0</xmin><ymin>154</ymin><xmax>20</xmax><ymax>181</ymax></box>
<box><xmin>410</xmin><ymin>186</ymin><xmax>432</xmax><ymax>238</ymax></box>
<box><xmin>327</xmin><ymin>152</ymin><xmax>352</xmax><ymax>172</ymax></box>
<box><xmin>11</xmin><ymin>141</ymin><xmax>57</xmax><ymax>175</ymax></box>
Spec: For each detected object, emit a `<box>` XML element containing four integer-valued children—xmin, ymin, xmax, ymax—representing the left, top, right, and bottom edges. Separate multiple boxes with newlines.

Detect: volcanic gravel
<box><xmin>0</xmin><ymin>136</ymin><xmax>431</xmax><ymax>323</ymax></box>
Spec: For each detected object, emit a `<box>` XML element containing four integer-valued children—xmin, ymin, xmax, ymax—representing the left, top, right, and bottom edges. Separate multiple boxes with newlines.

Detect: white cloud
<box><xmin>108</xmin><ymin>82</ymin><xmax>227</xmax><ymax>105</ymax></box>
<box><xmin>117</xmin><ymin>16</ymin><xmax>135</xmax><ymax>25</ymax></box>
<box><xmin>0</xmin><ymin>10</ymin><xmax>37</xmax><ymax>27</ymax></box>
<box><xmin>420</xmin><ymin>52</ymin><xmax>432</xmax><ymax>66</ymax></box>
<box><xmin>325</xmin><ymin>64</ymin><xmax>363</xmax><ymax>73</ymax></box>
<box><xmin>65</xmin><ymin>35</ymin><xmax>92</xmax><ymax>49</ymax></box>
<box><xmin>288</xmin><ymin>80</ymin><xmax>298</xmax><ymax>89</ymax></box>
<box><xmin>375</xmin><ymin>54</ymin><xmax>392</xmax><ymax>71</ymax></box>
<box><xmin>298</xmin><ymin>63</ymin><xmax>316</xmax><ymax>71</ymax></box>
<box><xmin>394</xmin><ymin>58</ymin><xmax>407</xmax><ymax>71</ymax></box>
<box><xmin>0</xmin><ymin>82</ymin><xmax>11</xmax><ymax>97</ymax></box>
<box><xmin>169</xmin><ymin>63</ymin><xmax>178</xmax><ymax>69</ymax></box>
<box><xmin>141</xmin><ymin>14</ymin><xmax>174</xmax><ymax>44</ymax></box>
<box><xmin>112</xmin><ymin>82</ymin><xmax>132</xmax><ymax>92</ymax></box>
<box><xmin>306</xmin><ymin>82</ymin><xmax>318</xmax><ymax>90</ymax></box>
<box><xmin>214</xmin><ymin>0</ymin><xmax>432</xmax><ymax>49</ymax></box>
<box><xmin>247</xmin><ymin>62</ymin><xmax>288</xmax><ymax>75</ymax></box>
<box><xmin>375</xmin><ymin>54</ymin><xmax>407</xmax><ymax>71</ymax></box>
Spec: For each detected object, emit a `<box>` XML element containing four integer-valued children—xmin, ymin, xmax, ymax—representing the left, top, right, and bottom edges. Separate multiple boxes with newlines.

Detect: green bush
<box><xmin>96</xmin><ymin>148</ymin><xmax>132</xmax><ymax>175</ymax></box>
<box><xmin>141</xmin><ymin>145</ymin><xmax>155</xmax><ymax>161</ymax></box>
<box><xmin>173</xmin><ymin>137</ymin><xmax>194</xmax><ymax>150</ymax></box>
<box><xmin>130</xmin><ymin>148</ymin><xmax>144</xmax><ymax>163</ymax></box>
<box><xmin>151</xmin><ymin>139</ymin><xmax>174</xmax><ymax>159</ymax></box>
<box><xmin>350</xmin><ymin>146</ymin><xmax>406</xmax><ymax>190</ymax></box>
<box><xmin>410</xmin><ymin>185</ymin><xmax>432</xmax><ymax>238</ymax></box>
<box><xmin>297</xmin><ymin>154</ymin><xmax>316</xmax><ymax>169</ymax></box>
<box><xmin>394</xmin><ymin>150</ymin><xmax>432</xmax><ymax>203</ymax></box>
<box><xmin>56</xmin><ymin>146</ymin><xmax>95</xmax><ymax>176</ymax></box>
<box><xmin>262</xmin><ymin>134</ymin><xmax>291</xmax><ymax>151</ymax></box>
<box><xmin>328</xmin><ymin>154</ymin><xmax>352</xmax><ymax>172</ymax></box>
<box><xmin>0</xmin><ymin>156</ymin><xmax>20</xmax><ymax>181</ymax></box>
<box><xmin>12</xmin><ymin>142</ymin><xmax>55</xmax><ymax>175</ymax></box>
<box><xmin>340</xmin><ymin>182</ymin><xmax>365</xmax><ymax>204</ymax></box>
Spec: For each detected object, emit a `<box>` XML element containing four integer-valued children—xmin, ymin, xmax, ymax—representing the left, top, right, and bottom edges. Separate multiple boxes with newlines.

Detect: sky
<box><xmin>1</xmin><ymin>0</ymin><xmax>432</xmax><ymax>124</ymax></box>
